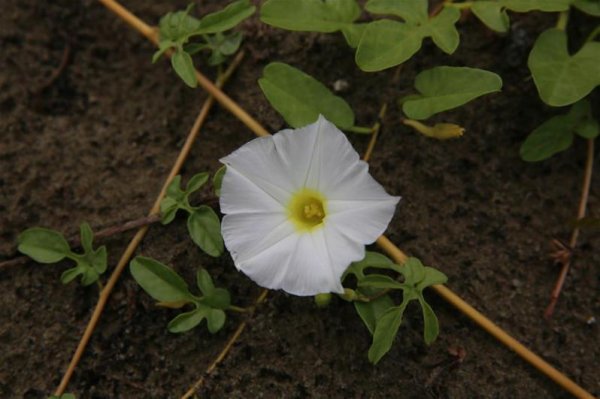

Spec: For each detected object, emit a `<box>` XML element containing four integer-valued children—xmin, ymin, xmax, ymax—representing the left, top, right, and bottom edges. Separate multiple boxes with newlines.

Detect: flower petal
<box><xmin>327</xmin><ymin>198</ymin><xmax>398</xmax><ymax>244</ymax></box>
<box><xmin>233</xmin><ymin>228</ymin><xmax>345</xmax><ymax>296</ymax></box>
<box><xmin>220</xmin><ymin>136</ymin><xmax>295</xmax><ymax>205</ymax></box>
<box><xmin>219</xmin><ymin>167</ymin><xmax>285</xmax><ymax>215</ymax></box>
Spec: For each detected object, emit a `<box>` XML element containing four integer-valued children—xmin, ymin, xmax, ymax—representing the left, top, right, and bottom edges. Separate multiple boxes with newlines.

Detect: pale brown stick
<box><xmin>545</xmin><ymin>138</ymin><xmax>595</xmax><ymax>318</ymax></box>
<box><xmin>180</xmin><ymin>289</ymin><xmax>269</xmax><ymax>399</ymax></box>
<box><xmin>53</xmin><ymin>52</ymin><xmax>245</xmax><ymax>396</ymax></box>
<box><xmin>99</xmin><ymin>2</ymin><xmax>596</xmax><ymax>399</ymax></box>
<box><xmin>363</xmin><ymin>103</ymin><xmax>388</xmax><ymax>163</ymax></box>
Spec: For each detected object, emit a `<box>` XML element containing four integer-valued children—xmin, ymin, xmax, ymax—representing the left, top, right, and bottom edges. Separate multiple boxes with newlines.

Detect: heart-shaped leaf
<box><xmin>258</xmin><ymin>62</ymin><xmax>355</xmax><ymax>129</ymax></box>
<box><xmin>402</xmin><ymin>66</ymin><xmax>502</xmax><ymax>120</ymax></box>
<box><xmin>471</xmin><ymin>2</ymin><xmax>509</xmax><ymax>33</ymax></box>
<box><xmin>528</xmin><ymin>28</ymin><xmax>600</xmax><ymax>107</ymax></box>
<box><xmin>260</xmin><ymin>0</ymin><xmax>360</xmax><ymax>32</ymax></box>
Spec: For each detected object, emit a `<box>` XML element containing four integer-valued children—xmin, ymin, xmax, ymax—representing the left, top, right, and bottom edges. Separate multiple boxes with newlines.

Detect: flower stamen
<box><xmin>288</xmin><ymin>188</ymin><xmax>327</xmax><ymax>231</ymax></box>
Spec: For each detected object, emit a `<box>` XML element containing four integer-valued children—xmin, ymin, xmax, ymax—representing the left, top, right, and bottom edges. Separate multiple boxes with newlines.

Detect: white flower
<box><xmin>219</xmin><ymin>115</ymin><xmax>400</xmax><ymax>296</ymax></box>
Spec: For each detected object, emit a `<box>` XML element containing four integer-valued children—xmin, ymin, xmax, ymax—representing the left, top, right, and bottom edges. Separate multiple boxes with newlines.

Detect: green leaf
<box><xmin>355</xmin><ymin>20</ymin><xmax>423</xmax><ymax>72</ymax></box>
<box><xmin>203</xmin><ymin>288</ymin><xmax>231</xmax><ymax>309</ymax></box>
<box><xmin>573</xmin><ymin>0</ymin><xmax>600</xmax><ymax>16</ymax></box>
<box><xmin>186</xmin><ymin>172</ymin><xmax>210</xmax><ymax>193</ymax></box>
<box><xmin>91</xmin><ymin>246</ymin><xmax>108</xmax><ymax>274</ymax></box>
<box><xmin>575</xmin><ymin>119</ymin><xmax>599</xmax><ymax>139</ymax></box>
<box><xmin>160</xmin><ymin>197</ymin><xmax>180</xmax><ymax>225</ymax></box>
<box><xmin>61</xmin><ymin>267</ymin><xmax>82</xmax><ymax>284</ymax></box>
<box><xmin>258</xmin><ymin>62</ymin><xmax>355</xmax><ymax>129</ymax></box>
<box><xmin>501</xmin><ymin>0</ymin><xmax>570</xmax><ymax>12</ymax></box>
<box><xmin>80</xmin><ymin>267</ymin><xmax>100</xmax><ymax>286</ymax></box>
<box><xmin>519</xmin><ymin>115</ymin><xmax>574</xmax><ymax>162</ymax></box>
<box><xmin>471</xmin><ymin>2</ymin><xmax>509</xmax><ymax>33</ymax></box>
<box><xmin>168</xmin><ymin>307</ymin><xmax>208</xmax><ymax>333</ymax></box>
<box><xmin>217</xmin><ymin>32</ymin><xmax>244</xmax><ymax>56</ymax></box>
<box><xmin>358</xmin><ymin>274</ymin><xmax>405</xmax><ymax>290</ymax></box>
<box><xmin>159</xmin><ymin>4</ymin><xmax>200</xmax><ymax>42</ymax></box>
<box><xmin>130</xmin><ymin>256</ymin><xmax>192</xmax><ymax>302</ymax></box>
<box><xmin>569</xmin><ymin>99</ymin><xmax>599</xmax><ymax>139</ymax></box>
<box><xmin>418</xmin><ymin>295</ymin><xmax>440</xmax><ymax>345</ymax></box>
<box><xmin>261</xmin><ymin>0</ymin><xmax>361</xmax><ymax>32</ymax></box>
<box><xmin>424</xmin><ymin>7</ymin><xmax>461</xmax><ymax>55</ymax></box>
<box><xmin>340</xmin><ymin>23</ymin><xmax>367</xmax><ymax>48</ymax></box>
<box><xmin>187</xmin><ymin>206</ymin><xmax>224</xmax><ymax>257</ymax></box>
<box><xmin>213</xmin><ymin>165</ymin><xmax>226</xmax><ymax>196</ymax></box>
<box><xmin>171</xmin><ymin>49</ymin><xmax>198</xmax><ymax>88</ymax></box>
<box><xmin>196</xmin><ymin>268</ymin><xmax>215</xmax><ymax>295</ymax></box>
<box><xmin>399</xmin><ymin>257</ymin><xmax>426</xmax><ymax>286</ymax></box>
<box><xmin>194</xmin><ymin>0</ymin><xmax>256</xmax><ymax>34</ymax></box>
<box><xmin>365</xmin><ymin>0</ymin><xmax>428</xmax><ymax>24</ymax></box>
<box><xmin>354</xmin><ymin>294</ymin><xmax>395</xmax><ymax>335</ymax></box>
<box><xmin>79</xmin><ymin>223</ymin><xmax>93</xmax><ymax>253</ymax></box>
<box><xmin>166</xmin><ymin>175</ymin><xmax>185</xmax><ymax>200</ymax></box>
<box><xmin>417</xmin><ymin>266</ymin><xmax>448</xmax><ymax>290</ymax></box>
<box><xmin>402</xmin><ymin>66</ymin><xmax>502</xmax><ymax>120</ymax></box>
<box><xmin>183</xmin><ymin>42</ymin><xmax>210</xmax><ymax>55</ymax></box>
<box><xmin>153</xmin><ymin>40</ymin><xmax>175</xmax><ymax>63</ymax></box>
<box><xmin>17</xmin><ymin>227</ymin><xmax>70</xmax><ymax>263</ymax></box>
<box><xmin>48</xmin><ymin>394</ymin><xmax>77</xmax><ymax>399</ymax></box>
<box><xmin>528</xmin><ymin>29</ymin><xmax>600</xmax><ymax>107</ymax></box>
<box><xmin>207</xmin><ymin>308</ymin><xmax>227</xmax><ymax>333</ymax></box>
<box><xmin>368</xmin><ymin>305</ymin><xmax>406</xmax><ymax>364</ymax></box>
<box><xmin>344</xmin><ymin>251</ymin><xmax>395</xmax><ymax>280</ymax></box>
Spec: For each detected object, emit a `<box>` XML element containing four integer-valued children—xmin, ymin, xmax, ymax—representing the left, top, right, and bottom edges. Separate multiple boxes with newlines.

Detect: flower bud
<box><xmin>403</xmin><ymin>119</ymin><xmax>464</xmax><ymax>140</ymax></box>
<box><xmin>314</xmin><ymin>293</ymin><xmax>332</xmax><ymax>307</ymax></box>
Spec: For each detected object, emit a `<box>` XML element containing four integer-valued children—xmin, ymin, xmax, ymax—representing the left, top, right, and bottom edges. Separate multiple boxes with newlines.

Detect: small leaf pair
<box><xmin>520</xmin><ymin>99</ymin><xmax>598</xmax><ymax>162</ymax></box>
<box><xmin>160</xmin><ymin>173</ymin><xmax>224</xmax><ymax>257</ymax></box>
<box><xmin>130</xmin><ymin>257</ymin><xmax>230</xmax><ymax>333</ymax></box>
<box><xmin>18</xmin><ymin>224</ymin><xmax>107</xmax><ymax>286</ymax></box>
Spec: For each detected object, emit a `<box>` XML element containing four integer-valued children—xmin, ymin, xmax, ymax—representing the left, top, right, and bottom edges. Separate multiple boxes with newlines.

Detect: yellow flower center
<box><xmin>287</xmin><ymin>188</ymin><xmax>327</xmax><ymax>232</ymax></box>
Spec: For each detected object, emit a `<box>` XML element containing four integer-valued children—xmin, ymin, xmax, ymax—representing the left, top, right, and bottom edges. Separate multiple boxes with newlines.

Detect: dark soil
<box><xmin>1</xmin><ymin>1</ymin><xmax>598</xmax><ymax>398</ymax></box>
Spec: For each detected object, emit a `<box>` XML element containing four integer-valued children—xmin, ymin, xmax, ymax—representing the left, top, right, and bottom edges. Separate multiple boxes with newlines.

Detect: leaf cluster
<box><xmin>18</xmin><ymin>224</ymin><xmax>107</xmax><ymax>286</ymax></box>
<box><xmin>153</xmin><ymin>0</ymin><xmax>256</xmax><ymax>87</ymax></box>
<box><xmin>130</xmin><ymin>257</ymin><xmax>230</xmax><ymax>333</ymax></box>
<box><xmin>343</xmin><ymin>252</ymin><xmax>447</xmax><ymax>364</ymax></box>
<box><xmin>160</xmin><ymin>172</ymin><xmax>224</xmax><ymax>257</ymax></box>
<box><xmin>261</xmin><ymin>0</ymin><xmax>463</xmax><ymax>71</ymax></box>
<box><xmin>520</xmin><ymin>99</ymin><xmax>598</xmax><ymax>162</ymax></box>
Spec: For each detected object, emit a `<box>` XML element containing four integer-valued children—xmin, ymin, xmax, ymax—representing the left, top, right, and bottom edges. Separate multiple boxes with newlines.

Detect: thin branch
<box><xmin>363</xmin><ymin>103</ymin><xmax>388</xmax><ymax>163</ymax></box>
<box><xmin>53</xmin><ymin>52</ymin><xmax>245</xmax><ymax>396</ymax></box>
<box><xmin>545</xmin><ymin>138</ymin><xmax>595</xmax><ymax>318</ymax></box>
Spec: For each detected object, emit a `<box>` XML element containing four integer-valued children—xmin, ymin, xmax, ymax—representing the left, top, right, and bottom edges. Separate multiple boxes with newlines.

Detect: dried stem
<box><xmin>53</xmin><ymin>52</ymin><xmax>245</xmax><ymax>396</ymax></box>
<box><xmin>363</xmin><ymin>103</ymin><xmax>388</xmax><ymax>163</ymax></box>
<box><xmin>181</xmin><ymin>289</ymin><xmax>269</xmax><ymax>399</ymax></box>
<box><xmin>545</xmin><ymin>138</ymin><xmax>595</xmax><ymax>318</ymax></box>
<box><xmin>96</xmin><ymin>2</ymin><xmax>595</xmax><ymax>399</ymax></box>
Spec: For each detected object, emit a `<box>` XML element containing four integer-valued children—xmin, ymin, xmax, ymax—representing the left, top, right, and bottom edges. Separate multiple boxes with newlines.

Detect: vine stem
<box><xmin>0</xmin><ymin>215</ymin><xmax>161</xmax><ymax>270</ymax></box>
<box><xmin>98</xmin><ymin>2</ymin><xmax>595</xmax><ymax>399</ymax></box>
<box><xmin>545</xmin><ymin>138</ymin><xmax>595</xmax><ymax>318</ymax></box>
<box><xmin>53</xmin><ymin>51</ymin><xmax>245</xmax><ymax>396</ymax></box>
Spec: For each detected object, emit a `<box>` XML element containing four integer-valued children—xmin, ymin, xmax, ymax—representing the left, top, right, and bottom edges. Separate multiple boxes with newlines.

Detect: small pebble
<box><xmin>332</xmin><ymin>79</ymin><xmax>349</xmax><ymax>92</ymax></box>
<box><xmin>586</xmin><ymin>316</ymin><xmax>596</xmax><ymax>325</ymax></box>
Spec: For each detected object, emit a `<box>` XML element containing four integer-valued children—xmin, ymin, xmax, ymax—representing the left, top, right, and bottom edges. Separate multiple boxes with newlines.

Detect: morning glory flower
<box><xmin>219</xmin><ymin>115</ymin><xmax>400</xmax><ymax>296</ymax></box>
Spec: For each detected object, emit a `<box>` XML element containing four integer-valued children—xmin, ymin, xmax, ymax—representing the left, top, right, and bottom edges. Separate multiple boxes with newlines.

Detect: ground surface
<box><xmin>0</xmin><ymin>1</ymin><xmax>598</xmax><ymax>398</ymax></box>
